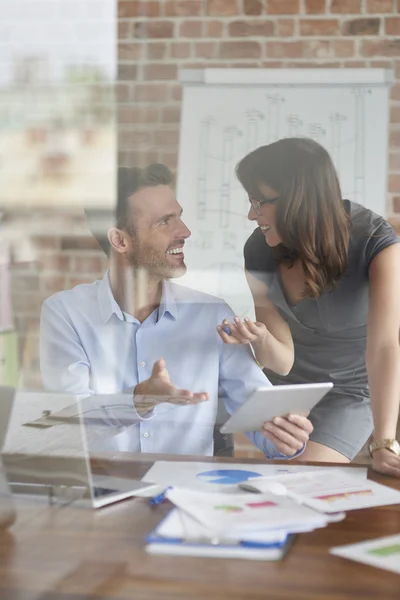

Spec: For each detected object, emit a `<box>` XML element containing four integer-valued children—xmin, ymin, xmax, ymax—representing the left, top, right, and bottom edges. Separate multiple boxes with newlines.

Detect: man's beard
<box><xmin>128</xmin><ymin>238</ymin><xmax>187</xmax><ymax>280</ymax></box>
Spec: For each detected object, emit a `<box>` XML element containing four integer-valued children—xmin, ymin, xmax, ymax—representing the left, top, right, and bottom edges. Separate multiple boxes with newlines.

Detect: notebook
<box><xmin>145</xmin><ymin>508</ymin><xmax>295</xmax><ymax>560</ymax></box>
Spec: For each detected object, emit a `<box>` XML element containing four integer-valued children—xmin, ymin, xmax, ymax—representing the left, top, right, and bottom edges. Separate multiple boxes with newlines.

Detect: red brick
<box><xmin>285</xmin><ymin>60</ymin><xmax>341</xmax><ymax>67</ymax></box>
<box><xmin>228</xmin><ymin>19</ymin><xmax>274</xmax><ymax>36</ymax></box>
<box><xmin>170</xmin><ymin>42</ymin><xmax>191</xmax><ymax>58</ymax></box>
<box><xmin>366</xmin><ymin>0</ymin><xmax>394</xmax><ymax>11</ymax></box>
<box><xmin>118</xmin><ymin>43</ymin><xmax>146</xmax><ymax>60</ymax></box>
<box><xmin>244</xmin><ymin>0</ymin><xmax>263</xmax><ymax>15</ymax></box>
<box><xmin>343</xmin><ymin>18</ymin><xmax>380</xmax><ymax>35</ymax></box>
<box><xmin>303</xmin><ymin>40</ymin><xmax>331</xmax><ymax>58</ymax></box>
<box><xmin>61</xmin><ymin>237</ymin><xmax>101</xmax><ymax>251</ymax></box>
<box><xmin>147</xmin><ymin>42</ymin><xmax>168</xmax><ymax>60</ymax></box>
<box><xmin>33</xmin><ymin>236</ymin><xmax>61</xmax><ymax>250</ymax></box>
<box><xmin>195</xmin><ymin>42</ymin><xmax>216</xmax><ymax>58</ymax></box>
<box><xmin>390</xmin><ymin>154</ymin><xmax>400</xmax><ymax>171</ymax></box>
<box><xmin>117</xmin><ymin>64</ymin><xmax>138</xmax><ymax>80</ymax></box>
<box><xmin>143</xmin><ymin>63</ymin><xmax>178</xmax><ymax>80</ymax></box>
<box><xmin>393</xmin><ymin>195</ymin><xmax>400</xmax><ymax>211</ymax></box>
<box><xmin>118</xmin><ymin>21</ymin><xmax>130</xmax><ymax>39</ymax></box>
<box><xmin>386</xmin><ymin>18</ymin><xmax>400</xmax><ymax>35</ymax></box>
<box><xmin>162</xmin><ymin>107</ymin><xmax>181</xmax><ymax>123</ymax></box>
<box><xmin>262</xmin><ymin>60</ymin><xmax>285</xmax><ymax>67</ymax></box>
<box><xmin>267</xmin><ymin>0</ymin><xmax>300</xmax><ymax>13</ymax></box>
<box><xmin>370</xmin><ymin>60</ymin><xmax>393</xmax><ymax>68</ymax></box>
<box><xmin>119</xmin><ymin>149</ymin><xmax>159</xmax><ymax>167</ymax></box>
<box><xmin>133</xmin><ymin>21</ymin><xmax>174</xmax><ymax>39</ymax></box>
<box><xmin>43</xmin><ymin>275</ymin><xmax>66</xmax><ymax>293</ymax></box>
<box><xmin>266</xmin><ymin>40</ymin><xmax>303</xmax><ymax>58</ymax></box>
<box><xmin>343</xmin><ymin>60</ymin><xmax>367</xmax><ymax>67</ymax></box>
<box><xmin>333</xmin><ymin>40</ymin><xmax>355</xmax><ymax>57</ymax></box>
<box><xmin>389</xmin><ymin>173</ymin><xmax>400</xmax><ymax>191</ymax></box>
<box><xmin>134</xmin><ymin>83</ymin><xmax>169</xmax><ymax>102</ymax></box>
<box><xmin>391</xmin><ymin>105</ymin><xmax>400</xmax><ymax>122</ymax></box>
<box><xmin>277</xmin><ymin>18</ymin><xmax>295</xmax><ymax>36</ymax></box>
<box><xmin>69</xmin><ymin>277</ymin><xmax>96</xmax><ymax>289</ymax></box>
<box><xmin>171</xmin><ymin>84</ymin><xmax>183</xmax><ymax>101</ymax></box>
<box><xmin>218</xmin><ymin>41</ymin><xmax>261</xmax><ymax>59</ymax></box>
<box><xmin>300</xmin><ymin>19</ymin><xmax>340</xmax><ymax>35</ymax></box>
<box><xmin>39</xmin><ymin>254</ymin><xmax>70</xmax><ymax>272</ymax></box>
<box><xmin>72</xmin><ymin>256</ymin><xmax>104</xmax><ymax>274</ymax></box>
<box><xmin>165</xmin><ymin>0</ymin><xmax>204</xmax><ymax>16</ymax></box>
<box><xmin>391</xmin><ymin>83</ymin><xmax>400</xmax><ymax>101</ymax></box>
<box><xmin>330</xmin><ymin>0</ymin><xmax>361</xmax><ymax>13</ymax></box>
<box><xmin>118</xmin><ymin>106</ymin><xmax>159</xmax><ymax>124</ymax></box>
<box><xmin>205</xmin><ymin>20</ymin><xmax>224</xmax><ymax>36</ymax></box>
<box><xmin>154</xmin><ymin>129</ymin><xmax>180</xmax><ymax>145</ymax></box>
<box><xmin>361</xmin><ymin>39</ymin><xmax>400</xmax><ymax>57</ymax></box>
<box><xmin>305</xmin><ymin>0</ymin><xmax>326</xmax><ymax>12</ymax></box>
<box><xmin>116</xmin><ymin>83</ymin><xmax>131</xmax><ymax>102</ymax></box>
<box><xmin>206</xmin><ymin>0</ymin><xmax>239</xmax><ymax>16</ymax></box>
<box><xmin>118</xmin><ymin>1</ymin><xmax>160</xmax><ymax>18</ymax></box>
<box><xmin>179</xmin><ymin>20</ymin><xmax>203</xmax><ymax>37</ymax></box>
<box><xmin>120</xmin><ymin>129</ymin><xmax>152</xmax><ymax>144</ymax></box>
<box><xmin>390</xmin><ymin>131</ymin><xmax>400</xmax><ymax>147</ymax></box>
<box><xmin>160</xmin><ymin>151</ymin><xmax>179</xmax><ymax>168</ymax></box>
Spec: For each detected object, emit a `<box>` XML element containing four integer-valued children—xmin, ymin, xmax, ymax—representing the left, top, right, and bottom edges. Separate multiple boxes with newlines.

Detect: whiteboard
<box><xmin>176</xmin><ymin>69</ymin><xmax>392</xmax><ymax>318</ymax></box>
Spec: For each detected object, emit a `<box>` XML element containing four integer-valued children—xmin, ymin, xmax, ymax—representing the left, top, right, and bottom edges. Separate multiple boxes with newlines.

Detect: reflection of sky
<box><xmin>0</xmin><ymin>0</ymin><xmax>116</xmax><ymax>85</ymax></box>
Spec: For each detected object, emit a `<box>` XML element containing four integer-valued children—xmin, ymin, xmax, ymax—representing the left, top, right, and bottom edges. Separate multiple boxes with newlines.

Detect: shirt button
<box><xmin>143</xmin><ymin>432</ymin><xmax>149</xmax><ymax>438</ymax></box>
<box><xmin>140</xmin><ymin>361</ymin><xmax>146</xmax><ymax>367</ymax></box>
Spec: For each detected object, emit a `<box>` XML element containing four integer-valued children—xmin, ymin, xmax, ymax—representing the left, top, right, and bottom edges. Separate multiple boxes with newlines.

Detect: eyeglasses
<box><xmin>248</xmin><ymin>194</ymin><xmax>280</xmax><ymax>216</ymax></box>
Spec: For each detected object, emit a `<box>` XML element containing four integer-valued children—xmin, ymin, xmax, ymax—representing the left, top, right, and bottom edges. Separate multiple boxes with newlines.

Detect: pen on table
<box><xmin>149</xmin><ymin>486</ymin><xmax>172</xmax><ymax>506</ymax></box>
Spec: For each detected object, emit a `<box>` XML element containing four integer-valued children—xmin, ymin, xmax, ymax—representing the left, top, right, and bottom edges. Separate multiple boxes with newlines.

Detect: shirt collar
<box><xmin>97</xmin><ymin>271</ymin><xmax>177</xmax><ymax>324</ymax></box>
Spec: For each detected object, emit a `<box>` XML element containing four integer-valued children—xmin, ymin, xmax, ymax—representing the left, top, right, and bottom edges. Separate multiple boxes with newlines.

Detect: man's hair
<box><xmin>87</xmin><ymin>163</ymin><xmax>173</xmax><ymax>255</ymax></box>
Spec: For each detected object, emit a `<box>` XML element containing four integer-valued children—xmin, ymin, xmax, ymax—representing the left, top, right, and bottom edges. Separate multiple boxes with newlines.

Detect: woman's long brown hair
<box><xmin>236</xmin><ymin>138</ymin><xmax>351</xmax><ymax>298</ymax></box>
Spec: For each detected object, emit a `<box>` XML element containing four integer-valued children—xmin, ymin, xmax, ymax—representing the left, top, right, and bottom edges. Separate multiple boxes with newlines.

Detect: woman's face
<box><xmin>247</xmin><ymin>182</ymin><xmax>282</xmax><ymax>247</ymax></box>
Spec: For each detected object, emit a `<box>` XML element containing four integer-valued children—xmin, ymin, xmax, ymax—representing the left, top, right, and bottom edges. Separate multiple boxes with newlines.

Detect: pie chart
<box><xmin>196</xmin><ymin>469</ymin><xmax>262</xmax><ymax>485</ymax></box>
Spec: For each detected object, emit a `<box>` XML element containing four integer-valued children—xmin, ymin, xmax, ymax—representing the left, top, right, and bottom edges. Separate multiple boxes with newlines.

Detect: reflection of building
<box><xmin>0</xmin><ymin>59</ymin><xmax>115</xmax><ymax>208</ymax></box>
<box><xmin>13</xmin><ymin>56</ymin><xmax>50</xmax><ymax>86</ymax></box>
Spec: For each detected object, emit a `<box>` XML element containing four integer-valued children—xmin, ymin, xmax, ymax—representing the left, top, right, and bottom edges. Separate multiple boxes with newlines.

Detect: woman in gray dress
<box><xmin>217</xmin><ymin>137</ymin><xmax>400</xmax><ymax>477</ymax></box>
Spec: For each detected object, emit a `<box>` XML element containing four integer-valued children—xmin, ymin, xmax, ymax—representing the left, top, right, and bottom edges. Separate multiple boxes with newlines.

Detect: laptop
<box><xmin>0</xmin><ymin>386</ymin><xmax>17</xmax><ymax>528</ymax></box>
<box><xmin>2</xmin><ymin>391</ymin><xmax>159</xmax><ymax>509</ymax></box>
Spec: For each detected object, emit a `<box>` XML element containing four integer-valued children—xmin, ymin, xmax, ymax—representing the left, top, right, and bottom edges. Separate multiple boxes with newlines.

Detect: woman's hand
<box><xmin>262</xmin><ymin>413</ymin><xmax>314</xmax><ymax>456</ymax></box>
<box><xmin>372</xmin><ymin>448</ymin><xmax>400</xmax><ymax>478</ymax></box>
<box><xmin>217</xmin><ymin>316</ymin><xmax>269</xmax><ymax>345</ymax></box>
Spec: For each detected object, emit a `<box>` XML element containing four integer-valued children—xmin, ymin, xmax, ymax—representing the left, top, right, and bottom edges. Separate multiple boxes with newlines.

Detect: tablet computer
<box><xmin>220</xmin><ymin>382</ymin><xmax>333</xmax><ymax>434</ymax></box>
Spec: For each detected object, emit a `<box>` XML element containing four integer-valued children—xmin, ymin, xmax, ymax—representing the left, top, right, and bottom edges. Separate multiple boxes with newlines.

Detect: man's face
<box><xmin>126</xmin><ymin>185</ymin><xmax>191</xmax><ymax>280</ymax></box>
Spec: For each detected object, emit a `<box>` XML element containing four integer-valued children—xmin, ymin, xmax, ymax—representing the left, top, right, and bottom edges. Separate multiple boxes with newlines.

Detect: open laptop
<box><xmin>0</xmin><ymin>386</ymin><xmax>17</xmax><ymax>527</ymax></box>
<box><xmin>2</xmin><ymin>391</ymin><xmax>158</xmax><ymax>509</ymax></box>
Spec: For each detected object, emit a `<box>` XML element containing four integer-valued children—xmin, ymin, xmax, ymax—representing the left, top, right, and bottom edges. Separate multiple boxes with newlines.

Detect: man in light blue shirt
<box><xmin>40</xmin><ymin>164</ymin><xmax>312</xmax><ymax>457</ymax></box>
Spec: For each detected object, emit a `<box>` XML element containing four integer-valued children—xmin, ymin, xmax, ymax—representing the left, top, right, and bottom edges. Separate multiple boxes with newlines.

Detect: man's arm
<box><xmin>40</xmin><ymin>297</ymin><xmax>93</xmax><ymax>395</ymax></box>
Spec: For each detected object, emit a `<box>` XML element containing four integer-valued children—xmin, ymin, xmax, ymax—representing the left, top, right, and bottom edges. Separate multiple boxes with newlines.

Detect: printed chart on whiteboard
<box><xmin>176</xmin><ymin>71</ymin><xmax>391</xmax><ymax>317</ymax></box>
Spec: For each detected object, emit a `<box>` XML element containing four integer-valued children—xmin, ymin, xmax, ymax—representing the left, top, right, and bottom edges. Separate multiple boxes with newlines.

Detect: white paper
<box><xmin>251</xmin><ymin>471</ymin><xmax>400</xmax><ymax>514</ymax></box>
<box><xmin>330</xmin><ymin>534</ymin><xmax>400</xmax><ymax>575</ymax></box>
<box><xmin>143</xmin><ymin>461</ymin><xmax>367</xmax><ymax>495</ymax></box>
<box><xmin>166</xmin><ymin>488</ymin><xmax>328</xmax><ymax>537</ymax></box>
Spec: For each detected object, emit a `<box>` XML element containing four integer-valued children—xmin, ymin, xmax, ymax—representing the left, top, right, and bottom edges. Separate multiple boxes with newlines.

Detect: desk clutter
<box><xmin>142</xmin><ymin>462</ymin><xmax>400</xmax><ymax>564</ymax></box>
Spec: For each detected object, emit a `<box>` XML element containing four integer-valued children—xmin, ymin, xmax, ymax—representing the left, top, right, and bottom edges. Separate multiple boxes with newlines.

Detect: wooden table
<box><xmin>0</xmin><ymin>456</ymin><xmax>399</xmax><ymax>600</ymax></box>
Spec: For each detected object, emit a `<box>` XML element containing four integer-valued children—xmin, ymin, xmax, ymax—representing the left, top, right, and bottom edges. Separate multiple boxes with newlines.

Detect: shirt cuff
<box><xmin>269</xmin><ymin>442</ymin><xmax>306</xmax><ymax>460</ymax></box>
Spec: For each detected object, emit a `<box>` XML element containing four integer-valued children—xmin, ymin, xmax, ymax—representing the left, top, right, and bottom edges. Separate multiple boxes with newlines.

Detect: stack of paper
<box><xmin>145</xmin><ymin>488</ymin><xmax>332</xmax><ymax>560</ymax></box>
<box><xmin>238</xmin><ymin>470</ymin><xmax>400</xmax><ymax>514</ymax></box>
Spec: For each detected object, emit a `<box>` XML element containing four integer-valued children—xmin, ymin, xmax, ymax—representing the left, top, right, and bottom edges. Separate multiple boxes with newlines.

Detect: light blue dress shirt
<box><xmin>40</xmin><ymin>273</ymin><xmax>293</xmax><ymax>458</ymax></box>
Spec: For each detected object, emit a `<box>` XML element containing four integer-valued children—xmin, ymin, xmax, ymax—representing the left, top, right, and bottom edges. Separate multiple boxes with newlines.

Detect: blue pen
<box><xmin>149</xmin><ymin>486</ymin><xmax>172</xmax><ymax>506</ymax></box>
<box><xmin>223</xmin><ymin>326</ymin><xmax>231</xmax><ymax>335</ymax></box>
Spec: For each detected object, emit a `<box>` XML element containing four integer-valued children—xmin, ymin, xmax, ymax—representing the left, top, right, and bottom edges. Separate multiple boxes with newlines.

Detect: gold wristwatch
<box><xmin>369</xmin><ymin>439</ymin><xmax>400</xmax><ymax>457</ymax></box>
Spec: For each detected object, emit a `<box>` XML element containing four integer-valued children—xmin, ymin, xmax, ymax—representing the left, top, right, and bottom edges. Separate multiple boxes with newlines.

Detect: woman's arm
<box><xmin>245</xmin><ymin>270</ymin><xmax>295</xmax><ymax>375</ymax></box>
<box><xmin>367</xmin><ymin>243</ymin><xmax>400</xmax><ymax>477</ymax></box>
